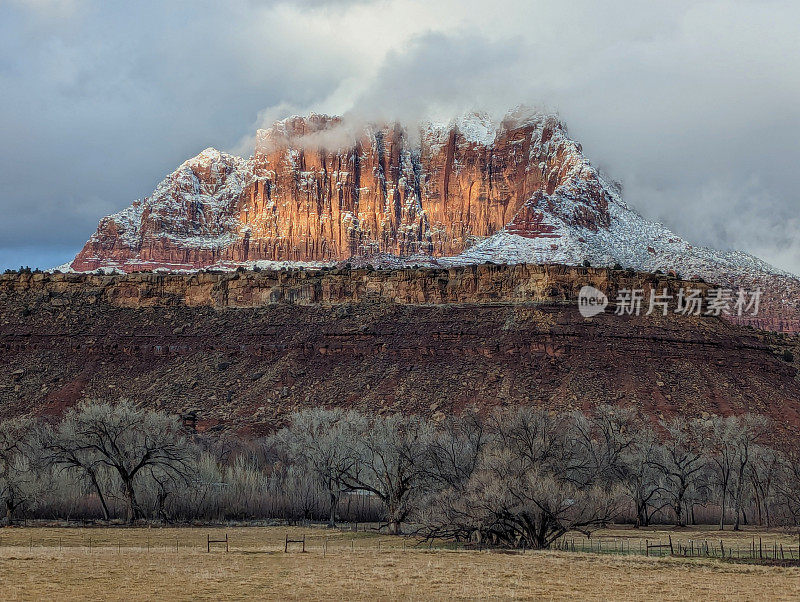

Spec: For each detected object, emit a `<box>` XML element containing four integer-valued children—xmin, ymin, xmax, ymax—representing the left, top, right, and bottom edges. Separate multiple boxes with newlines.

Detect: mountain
<box><xmin>69</xmin><ymin>109</ymin><xmax>800</xmax><ymax>332</ymax></box>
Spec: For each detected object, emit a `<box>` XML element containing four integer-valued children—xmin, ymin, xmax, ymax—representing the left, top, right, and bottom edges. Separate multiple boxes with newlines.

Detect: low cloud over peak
<box><xmin>1</xmin><ymin>0</ymin><xmax>798</xmax><ymax>274</ymax></box>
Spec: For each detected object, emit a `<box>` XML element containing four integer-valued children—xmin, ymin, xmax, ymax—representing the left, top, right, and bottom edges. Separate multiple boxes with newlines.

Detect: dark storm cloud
<box><xmin>342</xmin><ymin>2</ymin><xmax>800</xmax><ymax>274</ymax></box>
<box><xmin>0</xmin><ymin>0</ymin><xmax>362</xmax><ymax>268</ymax></box>
<box><xmin>1</xmin><ymin>0</ymin><xmax>798</xmax><ymax>273</ymax></box>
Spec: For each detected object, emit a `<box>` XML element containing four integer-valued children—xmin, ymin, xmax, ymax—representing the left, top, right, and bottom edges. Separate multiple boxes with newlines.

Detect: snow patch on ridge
<box><xmin>454</xmin><ymin>112</ymin><xmax>497</xmax><ymax>146</ymax></box>
<box><xmin>441</xmin><ymin>175</ymin><xmax>792</xmax><ymax>290</ymax></box>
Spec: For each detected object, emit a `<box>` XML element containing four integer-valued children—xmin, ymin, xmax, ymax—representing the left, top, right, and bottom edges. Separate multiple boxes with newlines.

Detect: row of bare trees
<box><xmin>2</xmin><ymin>401</ymin><xmax>800</xmax><ymax>548</ymax></box>
<box><xmin>0</xmin><ymin>402</ymin><xmax>193</xmax><ymax>525</ymax></box>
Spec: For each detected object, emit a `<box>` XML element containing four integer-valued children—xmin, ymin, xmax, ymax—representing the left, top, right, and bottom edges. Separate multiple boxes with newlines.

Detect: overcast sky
<box><xmin>1</xmin><ymin>0</ymin><xmax>798</xmax><ymax>273</ymax></box>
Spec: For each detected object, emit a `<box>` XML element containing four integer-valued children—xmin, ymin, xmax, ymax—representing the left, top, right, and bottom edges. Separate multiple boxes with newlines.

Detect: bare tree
<box><xmin>170</xmin><ymin>451</ymin><xmax>225</xmax><ymax>521</ymax></box>
<box><xmin>145</xmin><ymin>463</ymin><xmax>196</xmax><ymax>523</ymax></box>
<box><xmin>280</xmin><ymin>408</ymin><xmax>360</xmax><ymax>527</ymax></box>
<box><xmin>578</xmin><ymin>406</ymin><xmax>665</xmax><ymax>527</ymax></box>
<box><xmin>222</xmin><ymin>455</ymin><xmax>270</xmax><ymax>519</ymax></box>
<box><xmin>8</xmin><ymin>404</ymin><xmax>800</xmax><ymax>530</ymax></box>
<box><xmin>618</xmin><ymin>425</ymin><xmax>665</xmax><ymax>527</ymax></box>
<box><xmin>774</xmin><ymin>446</ymin><xmax>800</xmax><ymax>525</ymax></box>
<box><xmin>730</xmin><ymin>415</ymin><xmax>769</xmax><ymax>530</ymax></box>
<box><xmin>703</xmin><ymin>415</ymin><xmax>738</xmax><ymax>530</ymax></box>
<box><xmin>414</xmin><ymin>412</ymin><xmax>488</xmax><ymax>538</ymax></box>
<box><xmin>0</xmin><ymin>417</ymin><xmax>45</xmax><ymax>525</ymax></box>
<box><xmin>578</xmin><ymin>406</ymin><xmax>636</xmax><ymax>480</ymax></box>
<box><xmin>702</xmin><ymin>415</ymin><xmax>770</xmax><ymax>530</ymax></box>
<box><xmin>52</xmin><ymin>400</ymin><xmax>195</xmax><ymax>523</ymax></box>
<box><xmin>650</xmin><ymin>418</ymin><xmax>707</xmax><ymax>527</ymax></box>
<box><xmin>341</xmin><ymin>413</ymin><xmax>432</xmax><ymax>535</ymax></box>
<box><xmin>419</xmin><ymin>408</ymin><xmax>620</xmax><ymax>548</ymax></box>
<box><xmin>422</xmin><ymin>411</ymin><xmax>487</xmax><ymax>490</ymax></box>
<box><xmin>44</xmin><ymin>421</ymin><xmax>113</xmax><ymax>520</ymax></box>
<box><xmin>747</xmin><ymin>444</ymin><xmax>780</xmax><ymax>527</ymax></box>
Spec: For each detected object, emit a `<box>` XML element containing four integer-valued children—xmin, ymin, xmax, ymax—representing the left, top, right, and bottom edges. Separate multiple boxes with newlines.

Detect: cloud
<box><xmin>6</xmin><ymin>0</ymin><xmax>81</xmax><ymax>18</ymax></box>
<box><xmin>0</xmin><ymin>0</ymin><xmax>798</xmax><ymax>274</ymax></box>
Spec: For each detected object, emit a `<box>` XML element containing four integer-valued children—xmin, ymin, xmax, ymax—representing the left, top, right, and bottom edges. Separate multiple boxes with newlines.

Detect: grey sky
<box><xmin>1</xmin><ymin>0</ymin><xmax>798</xmax><ymax>273</ymax></box>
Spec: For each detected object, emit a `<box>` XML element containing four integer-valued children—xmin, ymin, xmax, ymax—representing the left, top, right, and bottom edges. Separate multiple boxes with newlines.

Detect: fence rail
<box><xmin>284</xmin><ymin>534</ymin><xmax>306</xmax><ymax>553</ymax></box>
<box><xmin>206</xmin><ymin>533</ymin><xmax>228</xmax><ymax>553</ymax></box>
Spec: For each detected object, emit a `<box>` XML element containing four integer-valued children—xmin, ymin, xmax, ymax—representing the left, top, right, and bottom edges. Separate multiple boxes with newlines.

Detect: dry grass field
<box><xmin>0</xmin><ymin>526</ymin><xmax>799</xmax><ymax>600</ymax></box>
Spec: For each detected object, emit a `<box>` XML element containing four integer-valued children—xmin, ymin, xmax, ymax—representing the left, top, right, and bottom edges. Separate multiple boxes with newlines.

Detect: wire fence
<box><xmin>551</xmin><ymin>534</ymin><xmax>800</xmax><ymax>563</ymax></box>
<box><xmin>1</xmin><ymin>527</ymin><xmax>799</xmax><ymax>565</ymax></box>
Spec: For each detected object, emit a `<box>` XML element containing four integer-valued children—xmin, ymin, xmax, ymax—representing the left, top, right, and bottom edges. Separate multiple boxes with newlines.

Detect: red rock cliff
<box><xmin>71</xmin><ymin>110</ymin><xmax>609</xmax><ymax>270</ymax></box>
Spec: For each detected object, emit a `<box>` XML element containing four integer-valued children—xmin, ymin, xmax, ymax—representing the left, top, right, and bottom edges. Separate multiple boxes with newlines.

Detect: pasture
<box><xmin>1</xmin><ymin>525</ymin><xmax>799</xmax><ymax>600</ymax></box>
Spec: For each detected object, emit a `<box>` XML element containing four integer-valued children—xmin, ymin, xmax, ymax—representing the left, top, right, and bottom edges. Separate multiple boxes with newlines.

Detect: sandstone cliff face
<box><xmin>72</xmin><ymin>111</ymin><xmax>609</xmax><ymax>269</ymax></box>
<box><xmin>2</xmin><ymin>266</ymin><xmax>799</xmax><ymax>434</ymax></box>
<box><xmin>5</xmin><ymin>264</ymin><xmax>701</xmax><ymax>309</ymax></box>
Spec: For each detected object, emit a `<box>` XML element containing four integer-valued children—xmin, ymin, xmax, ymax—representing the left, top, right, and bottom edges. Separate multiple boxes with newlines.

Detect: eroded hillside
<box><xmin>2</xmin><ymin>264</ymin><xmax>798</xmax><ymax>434</ymax></box>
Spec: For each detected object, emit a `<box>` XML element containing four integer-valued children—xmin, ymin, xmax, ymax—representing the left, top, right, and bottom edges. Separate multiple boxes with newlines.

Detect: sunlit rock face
<box><xmin>71</xmin><ymin>109</ymin><xmax>610</xmax><ymax>269</ymax></box>
<box><xmin>69</xmin><ymin>108</ymin><xmax>800</xmax><ymax>332</ymax></box>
